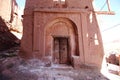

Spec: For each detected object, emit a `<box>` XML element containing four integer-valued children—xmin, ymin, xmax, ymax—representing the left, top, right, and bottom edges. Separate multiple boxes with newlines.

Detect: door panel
<box><xmin>54</xmin><ymin>38</ymin><xmax>60</xmax><ymax>64</ymax></box>
<box><xmin>59</xmin><ymin>38</ymin><xmax>68</xmax><ymax>64</ymax></box>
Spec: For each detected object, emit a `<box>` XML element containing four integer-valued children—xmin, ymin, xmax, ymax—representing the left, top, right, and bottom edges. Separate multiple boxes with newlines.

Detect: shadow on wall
<box><xmin>0</xmin><ymin>17</ymin><xmax>19</xmax><ymax>51</ymax></box>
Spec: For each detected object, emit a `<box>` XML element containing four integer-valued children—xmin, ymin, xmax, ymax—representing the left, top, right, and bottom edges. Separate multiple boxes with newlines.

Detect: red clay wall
<box><xmin>20</xmin><ymin>0</ymin><xmax>104</xmax><ymax>68</ymax></box>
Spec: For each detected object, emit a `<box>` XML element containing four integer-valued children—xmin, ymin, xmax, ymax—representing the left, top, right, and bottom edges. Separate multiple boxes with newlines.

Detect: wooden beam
<box><xmin>95</xmin><ymin>11</ymin><xmax>115</xmax><ymax>15</ymax></box>
<box><xmin>106</xmin><ymin>0</ymin><xmax>111</xmax><ymax>11</ymax></box>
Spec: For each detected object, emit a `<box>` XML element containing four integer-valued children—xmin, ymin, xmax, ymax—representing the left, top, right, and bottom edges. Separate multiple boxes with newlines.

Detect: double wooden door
<box><xmin>53</xmin><ymin>37</ymin><xmax>69</xmax><ymax>64</ymax></box>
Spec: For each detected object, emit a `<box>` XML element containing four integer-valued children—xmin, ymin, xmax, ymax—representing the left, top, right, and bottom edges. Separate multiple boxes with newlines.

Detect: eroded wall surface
<box><xmin>0</xmin><ymin>0</ymin><xmax>22</xmax><ymax>50</ymax></box>
<box><xmin>20</xmin><ymin>0</ymin><xmax>104</xmax><ymax>68</ymax></box>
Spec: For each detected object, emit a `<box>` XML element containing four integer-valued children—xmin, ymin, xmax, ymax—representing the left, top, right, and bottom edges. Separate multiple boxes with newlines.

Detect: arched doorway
<box><xmin>45</xmin><ymin>18</ymin><xmax>79</xmax><ymax>65</ymax></box>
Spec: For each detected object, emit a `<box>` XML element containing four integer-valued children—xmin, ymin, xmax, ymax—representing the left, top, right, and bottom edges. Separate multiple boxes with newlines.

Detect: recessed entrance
<box><xmin>45</xmin><ymin>18</ymin><xmax>79</xmax><ymax>66</ymax></box>
<box><xmin>53</xmin><ymin>37</ymin><xmax>70</xmax><ymax>64</ymax></box>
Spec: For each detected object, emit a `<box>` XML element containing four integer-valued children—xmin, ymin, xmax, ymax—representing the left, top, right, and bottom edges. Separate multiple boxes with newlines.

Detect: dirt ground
<box><xmin>0</xmin><ymin>47</ymin><xmax>120</xmax><ymax>80</ymax></box>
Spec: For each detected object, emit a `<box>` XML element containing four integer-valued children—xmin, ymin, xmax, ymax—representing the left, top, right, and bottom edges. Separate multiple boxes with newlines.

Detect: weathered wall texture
<box><xmin>20</xmin><ymin>0</ymin><xmax>104</xmax><ymax>68</ymax></box>
<box><xmin>0</xmin><ymin>0</ymin><xmax>23</xmax><ymax>32</ymax></box>
<box><xmin>0</xmin><ymin>0</ymin><xmax>22</xmax><ymax>51</ymax></box>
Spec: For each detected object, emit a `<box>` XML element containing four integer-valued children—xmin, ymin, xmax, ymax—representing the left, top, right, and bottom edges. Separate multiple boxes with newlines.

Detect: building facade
<box><xmin>20</xmin><ymin>0</ymin><xmax>104</xmax><ymax>68</ymax></box>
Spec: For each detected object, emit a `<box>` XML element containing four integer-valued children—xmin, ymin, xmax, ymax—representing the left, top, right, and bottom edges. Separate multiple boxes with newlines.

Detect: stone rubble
<box><xmin>0</xmin><ymin>47</ymin><xmax>120</xmax><ymax>80</ymax></box>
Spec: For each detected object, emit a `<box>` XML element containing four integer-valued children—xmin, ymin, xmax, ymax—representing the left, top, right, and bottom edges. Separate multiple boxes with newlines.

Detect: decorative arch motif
<box><xmin>44</xmin><ymin>17</ymin><xmax>79</xmax><ymax>64</ymax></box>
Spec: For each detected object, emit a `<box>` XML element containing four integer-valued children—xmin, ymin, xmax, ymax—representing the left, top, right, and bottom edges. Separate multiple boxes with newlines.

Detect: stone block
<box><xmin>72</xmin><ymin>56</ymin><xmax>80</xmax><ymax>69</ymax></box>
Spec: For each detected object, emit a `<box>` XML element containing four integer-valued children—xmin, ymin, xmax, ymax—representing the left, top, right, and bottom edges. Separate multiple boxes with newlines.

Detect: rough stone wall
<box><xmin>0</xmin><ymin>0</ymin><xmax>21</xmax><ymax>51</ymax></box>
<box><xmin>0</xmin><ymin>0</ymin><xmax>22</xmax><ymax>32</ymax></box>
<box><xmin>0</xmin><ymin>17</ymin><xmax>17</xmax><ymax>51</ymax></box>
<box><xmin>0</xmin><ymin>0</ymin><xmax>12</xmax><ymax>22</ymax></box>
<box><xmin>21</xmin><ymin>0</ymin><xmax>104</xmax><ymax>68</ymax></box>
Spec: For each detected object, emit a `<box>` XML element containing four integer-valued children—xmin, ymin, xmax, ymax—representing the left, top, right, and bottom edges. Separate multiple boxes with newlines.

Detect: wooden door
<box><xmin>53</xmin><ymin>37</ymin><xmax>68</xmax><ymax>64</ymax></box>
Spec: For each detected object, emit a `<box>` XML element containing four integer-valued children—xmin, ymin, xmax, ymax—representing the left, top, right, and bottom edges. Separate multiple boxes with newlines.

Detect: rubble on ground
<box><xmin>0</xmin><ymin>47</ymin><xmax>120</xmax><ymax>80</ymax></box>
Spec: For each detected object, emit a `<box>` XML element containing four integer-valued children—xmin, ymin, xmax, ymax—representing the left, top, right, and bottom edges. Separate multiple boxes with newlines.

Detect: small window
<box><xmin>53</xmin><ymin>0</ymin><xmax>67</xmax><ymax>8</ymax></box>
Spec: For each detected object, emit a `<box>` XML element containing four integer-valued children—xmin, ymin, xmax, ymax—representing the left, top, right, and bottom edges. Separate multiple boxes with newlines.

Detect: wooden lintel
<box><xmin>95</xmin><ymin>11</ymin><xmax>115</xmax><ymax>15</ymax></box>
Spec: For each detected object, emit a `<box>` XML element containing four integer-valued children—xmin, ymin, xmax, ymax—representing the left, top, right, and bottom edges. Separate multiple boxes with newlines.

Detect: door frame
<box><xmin>52</xmin><ymin>36</ymin><xmax>71</xmax><ymax>65</ymax></box>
